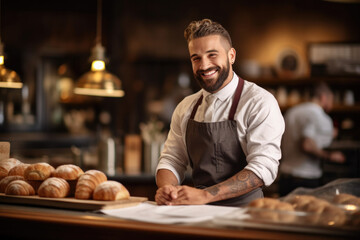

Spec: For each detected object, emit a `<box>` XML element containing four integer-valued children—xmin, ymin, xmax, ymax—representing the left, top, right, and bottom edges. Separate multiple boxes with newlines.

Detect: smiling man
<box><xmin>155</xmin><ymin>19</ymin><xmax>285</xmax><ymax>206</ymax></box>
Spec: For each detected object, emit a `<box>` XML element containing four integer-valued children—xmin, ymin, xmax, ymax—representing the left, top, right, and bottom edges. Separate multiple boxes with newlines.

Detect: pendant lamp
<box><xmin>74</xmin><ymin>0</ymin><xmax>124</xmax><ymax>98</ymax></box>
<box><xmin>0</xmin><ymin>0</ymin><xmax>22</xmax><ymax>89</ymax></box>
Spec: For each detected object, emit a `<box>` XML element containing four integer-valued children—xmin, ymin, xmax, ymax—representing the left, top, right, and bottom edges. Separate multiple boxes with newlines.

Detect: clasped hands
<box><xmin>155</xmin><ymin>184</ymin><xmax>210</xmax><ymax>205</ymax></box>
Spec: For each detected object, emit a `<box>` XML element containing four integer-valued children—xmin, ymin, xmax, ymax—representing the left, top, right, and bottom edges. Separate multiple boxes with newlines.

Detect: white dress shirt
<box><xmin>156</xmin><ymin>73</ymin><xmax>285</xmax><ymax>186</ymax></box>
<box><xmin>280</xmin><ymin>102</ymin><xmax>334</xmax><ymax>179</ymax></box>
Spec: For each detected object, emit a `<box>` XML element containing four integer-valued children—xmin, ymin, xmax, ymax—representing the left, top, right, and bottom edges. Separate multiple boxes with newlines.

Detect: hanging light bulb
<box><xmin>74</xmin><ymin>0</ymin><xmax>124</xmax><ymax>98</ymax></box>
<box><xmin>0</xmin><ymin>0</ymin><xmax>22</xmax><ymax>89</ymax></box>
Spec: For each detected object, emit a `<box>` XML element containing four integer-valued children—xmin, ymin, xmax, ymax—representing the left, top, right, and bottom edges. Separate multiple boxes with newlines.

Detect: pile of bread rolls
<box><xmin>247</xmin><ymin>194</ymin><xmax>360</xmax><ymax>227</ymax></box>
<box><xmin>0</xmin><ymin>158</ymin><xmax>129</xmax><ymax>201</ymax></box>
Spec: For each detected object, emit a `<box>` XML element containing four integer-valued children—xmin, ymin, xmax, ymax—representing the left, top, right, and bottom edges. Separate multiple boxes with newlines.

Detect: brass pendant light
<box><xmin>0</xmin><ymin>0</ymin><xmax>22</xmax><ymax>89</ymax></box>
<box><xmin>74</xmin><ymin>0</ymin><xmax>124</xmax><ymax>98</ymax></box>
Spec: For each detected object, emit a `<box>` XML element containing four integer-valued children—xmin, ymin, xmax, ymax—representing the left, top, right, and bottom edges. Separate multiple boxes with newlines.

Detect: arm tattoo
<box><xmin>205</xmin><ymin>169</ymin><xmax>264</xmax><ymax>200</ymax></box>
<box><xmin>206</xmin><ymin>186</ymin><xmax>220</xmax><ymax>196</ymax></box>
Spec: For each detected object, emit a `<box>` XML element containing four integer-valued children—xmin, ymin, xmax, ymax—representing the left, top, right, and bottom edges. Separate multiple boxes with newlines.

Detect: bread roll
<box><xmin>93</xmin><ymin>181</ymin><xmax>130</xmax><ymax>201</ymax></box>
<box><xmin>52</xmin><ymin>164</ymin><xmax>84</xmax><ymax>180</ymax></box>
<box><xmin>248</xmin><ymin>198</ymin><xmax>295</xmax><ymax>222</ymax></box>
<box><xmin>38</xmin><ymin>177</ymin><xmax>70</xmax><ymax>198</ymax></box>
<box><xmin>8</xmin><ymin>163</ymin><xmax>30</xmax><ymax>177</ymax></box>
<box><xmin>286</xmin><ymin>195</ymin><xmax>317</xmax><ymax>210</ymax></box>
<box><xmin>52</xmin><ymin>164</ymin><xmax>84</xmax><ymax>196</ymax></box>
<box><xmin>286</xmin><ymin>195</ymin><xmax>346</xmax><ymax>226</ymax></box>
<box><xmin>333</xmin><ymin>193</ymin><xmax>360</xmax><ymax>206</ymax></box>
<box><xmin>5</xmin><ymin>180</ymin><xmax>35</xmax><ymax>196</ymax></box>
<box><xmin>0</xmin><ymin>158</ymin><xmax>21</xmax><ymax>180</ymax></box>
<box><xmin>75</xmin><ymin>170</ymin><xmax>107</xmax><ymax>200</ymax></box>
<box><xmin>0</xmin><ymin>175</ymin><xmax>24</xmax><ymax>193</ymax></box>
<box><xmin>24</xmin><ymin>163</ymin><xmax>55</xmax><ymax>180</ymax></box>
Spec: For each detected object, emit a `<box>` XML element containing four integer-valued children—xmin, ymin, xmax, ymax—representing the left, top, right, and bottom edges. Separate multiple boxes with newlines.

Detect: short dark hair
<box><xmin>310</xmin><ymin>81</ymin><xmax>333</xmax><ymax>99</ymax></box>
<box><xmin>184</xmin><ymin>19</ymin><xmax>232</xmax><ymax>48</ymax></box>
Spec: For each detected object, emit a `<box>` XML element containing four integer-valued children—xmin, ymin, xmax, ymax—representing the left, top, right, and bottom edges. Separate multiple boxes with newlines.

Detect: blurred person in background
<box><xmin>279</xmin><ymin>82</ymin><xmax>346</xmax><ymax>196</ymax></box>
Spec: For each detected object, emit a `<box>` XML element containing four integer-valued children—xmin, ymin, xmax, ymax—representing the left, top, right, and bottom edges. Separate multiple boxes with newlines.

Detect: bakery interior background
<box><xmin>0</xmin><ymin>0</ymin><xmax>360</xmax><ymax>167</ymax></box>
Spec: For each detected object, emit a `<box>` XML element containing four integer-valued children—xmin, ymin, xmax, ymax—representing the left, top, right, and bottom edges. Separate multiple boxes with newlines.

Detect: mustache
<box><xmin>196</xmin><ymin>66</ymin><xmax>220</xmax><ymax>75</ymax></box>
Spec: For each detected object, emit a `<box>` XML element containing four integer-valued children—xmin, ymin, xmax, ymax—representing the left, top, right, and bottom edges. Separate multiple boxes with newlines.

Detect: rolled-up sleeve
<box><xmin>241</xmin><ymin>88</ymin><xmax>285</xmax><ymax>186</ymax></box>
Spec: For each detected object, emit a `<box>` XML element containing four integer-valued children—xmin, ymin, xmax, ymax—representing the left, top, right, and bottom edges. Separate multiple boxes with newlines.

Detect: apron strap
<box><xmin>228</xmin><ymin>77</ymin><xmax>244</xmax><ymax>120</ymax></box>
<box><xmin>190</xmin><ymin>95</ymin><xmax>203</xmax><ymax>120</ymax></box>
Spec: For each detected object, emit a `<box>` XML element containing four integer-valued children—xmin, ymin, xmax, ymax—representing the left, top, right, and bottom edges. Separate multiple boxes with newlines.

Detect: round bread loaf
<box><xmin>52</xmin><ymin>164</ymin><xmax>84</xmax><ymax>180</ymax></box>
<box><xmin>75</xmin><ymin>170</ymin><xmax>107</xmax><ymax>200</ymax></box>
<box><xmin>5</xmin><ymin>179</ymin><xmax>35</xmax><ymax>196</ymax></box>
<box><xmin>38</xmin><ymin>177</ymin><xmax>70</xmax><ymax>198</ymax></box>
<box><xmin>0</xmin><ymin>158</ymin><xmax>21</xmax><ymax>180</ymax></box>
<box><xmin>0</xmin><ymin>175</ymin><xmax>25</xmax><ymax>193</ymax></box>
<box><xmin>93</xmin><ymin>180</ymin><xmax>130</xmax><ymax>201</ymax></box>
<box><xmin>8</xmin><ymin>163</ymin><xmax>31</xmax><ymax>177</ymax></box>
<box><xmin>24</xmin><ymin>163</ymin><xmax>55</xmax><ymax>180</ymax></box>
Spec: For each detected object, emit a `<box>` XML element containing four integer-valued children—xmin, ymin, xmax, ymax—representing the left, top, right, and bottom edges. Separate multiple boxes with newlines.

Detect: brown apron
<box><xmin>186</xmin><ymin>77</ymin><xmax>263</xmax><ymax>206</ymax></box>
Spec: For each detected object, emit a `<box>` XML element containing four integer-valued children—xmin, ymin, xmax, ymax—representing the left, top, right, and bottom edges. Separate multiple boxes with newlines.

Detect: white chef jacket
<box><xmin>156</xmin><ymin>73</ymin><xmax>285</xmax><ymax>186</ymax></box>
<box><xmin>280</xmin><ymin>102</ymin><xmax>334</xmax><ymax>179</ymax></box>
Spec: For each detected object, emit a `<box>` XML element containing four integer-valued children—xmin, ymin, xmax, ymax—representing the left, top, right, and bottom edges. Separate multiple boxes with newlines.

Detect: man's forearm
<box><xmin>156</xmin><ymin>169</ymin><xmax>179</xmax><ymax>188</ymax></box>
<box><xmin>204</xmin><ymin>169</ymin><xmax>264</xmax><ymax>203</ymax></box>
<box><xmin>302</xmin><ymin>137</ymin><xmax>329</xmax><ymax>160</ymax></box>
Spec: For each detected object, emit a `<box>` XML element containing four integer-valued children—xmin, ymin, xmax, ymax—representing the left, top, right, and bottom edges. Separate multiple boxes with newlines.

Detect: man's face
<box><xmin>188</xmin><ymin>35</ymin><xmax>235</xmax><ymax>93</ymax></box>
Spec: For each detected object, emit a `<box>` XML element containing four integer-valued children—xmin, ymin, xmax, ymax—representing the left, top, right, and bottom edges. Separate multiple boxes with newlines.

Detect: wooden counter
<box><xmin>0</xmin><ymin>203</ymin><xmax>355</xmax><ymax>240</ymax></box>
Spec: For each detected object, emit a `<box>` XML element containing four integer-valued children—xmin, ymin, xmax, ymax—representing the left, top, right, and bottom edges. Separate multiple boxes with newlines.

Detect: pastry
<box><xmin>24</xmin><ymin>163</ymin><xmax>55</xmax><ymax>180</ymax></box>
<box><xmin>286</xmin><ymin>195</ymin><xmax>317</xmax><ymax>210</ymax></box>
<box><xmin>0</xmin><ymin>158</ymin><xmax>21</xmax><ymax>180</ymax></box>
<box><xmin>38</xmin><ymin>177</ymin><xmax>70</xmax><ymax>198</ymax></box>
<box><xmin>93</xmin><ymin>180</ymin><xmax>130</xmax><ymax>201</ymax></box>
<box><xmin>52</xmin><ymin>164</ymin><xmax>84</xmax><ymax>196</ymax></box>
<box><xmin>333</xmin><ymin>193</ymin><xmax>360</xmax><ymax>206</ymax></box>
<box><xmin>285</xmin><ymin>195</ymin><xmax>346</xmax><ymax>226</ymax></box>
<box><xmin>248</xmin><ymin>198</ymin><xmax>295</xmax><ymax>222</ymax></box>
<box><xmin>75</xmin><ymin>170</ymin><xmax>107</xmax><ymax>200</ymax></box>
<box><xmin>52</xmin><ymin>164</ymin><xmax>84</xmax><ymax>180</ymax></box>
<box><xmin>0</xmin><ymin>175</ymin><xmax>24</xmax><ymax>193</ymax></box>
<box><xmin>8</xmin><ymin>163</ymin><xmax>30</xmax><ymax>177</ymax></box>
<box><xmin>5</xmin><ymin>179</ymin><xmax>35</xmax><ymax>196</ymax></box>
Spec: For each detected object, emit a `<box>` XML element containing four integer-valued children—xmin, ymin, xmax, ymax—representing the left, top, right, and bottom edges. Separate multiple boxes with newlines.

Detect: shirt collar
<box><xmin>202</xmin><ymin>72</ymin><xmax>238</xmax><ymax>102</ymax></box>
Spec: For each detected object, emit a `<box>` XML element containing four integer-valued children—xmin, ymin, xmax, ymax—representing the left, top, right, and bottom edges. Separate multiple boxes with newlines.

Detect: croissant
<box><xmin>5</xmin><ymin>179</ymin><xmax>35</xmax><ymax>196</ymax></box>
<box><xmin>248</xmin><ymin>197</ymin><xmax>294</xmax><ymax>222</ymax></box>
<box><xmin>75</xmin><ymin>170</ymin><xmax>107</xmax><ymax>200</ymax></box>
<box><xmin>333</xmin><ymin>193</ymin><xmax>360</xmax><ymax>206</ymax></box>
<box><xmin>93</xmin><ymin>180</ymin><xmax>130</xmax><ymax>201</ymax></box>
<box><xmin>52</xmin><ymin>164</ymin><xmax>84</xmax><ymax>196</ymax></box>
<box><xmin>0</xmin><ymin>175</ymin><xmax>25</xmax><ymax>193</ymax></box>
<box><xmin>8</xmin><ymin>163</ymin><xmax>31</xmax><ymax>177</ymax></box>
<box><xmin>24</xmin><ymin>163</ymin><xmax>55</xmax><ymax>180</ymax></box>
<box><xmin>38</xmin><ymin>177</ymin><xmax>70</xmax><ymax>198</ymax></box>
<box><xmin>0</xmin><ymin>158</ymin><xmax>21</xmax><ymax>180</ymax></box>
<box><xmin>52</xmin><ymin>164</ymin><xmax>84</xmax><ymax>180</ymax></box>
<box><xmin>285</xmin><ymin>195</ymin><xmax>346</xmax><ymax>226</ymax></box>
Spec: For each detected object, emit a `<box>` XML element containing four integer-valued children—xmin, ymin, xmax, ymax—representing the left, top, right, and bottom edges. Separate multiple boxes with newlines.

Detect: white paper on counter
<box><xmin>100</xmin><ymin>202</ymin><xmax>245</xmax><ymax>224</ymax></box>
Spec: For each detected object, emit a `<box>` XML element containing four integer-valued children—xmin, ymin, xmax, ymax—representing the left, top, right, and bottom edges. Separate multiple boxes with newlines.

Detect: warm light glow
<box><xmin>0</xmin><ymin>56</ymin><xmax>3</xmax><ymax>65</ymax></box>
<box><xmin>0</xmin><ymin>81</ymin><xmax>23</xmax><ymax>88</ymax></box>
<box><xmin>344</xmin><ymin>204</ymin><xmax>358</xmax><ymax>211</ymax></box>
<box><xmin>74</xmin><ymin>87</ymin><xmax>124</xmax><ymax>97</ymax></box>
<box><xmin>91</xmin><ymin>60</ymin><xmax>105</xmax><ymax>71</ymax></box>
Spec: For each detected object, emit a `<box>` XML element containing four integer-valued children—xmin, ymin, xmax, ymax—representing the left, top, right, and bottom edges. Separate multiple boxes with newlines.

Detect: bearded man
<box><xmin>155</xmin><ymin>19</ymin><xmax>284</xmax><ymax>206</ymax></box>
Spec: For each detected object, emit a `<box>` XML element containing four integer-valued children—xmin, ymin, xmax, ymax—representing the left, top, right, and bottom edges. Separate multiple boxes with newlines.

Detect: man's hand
<box><xmin>155</xmin><ymin>184</ymin><xmax>179</xmax><ymax>205</ymax></box>
<box><xmin>329</xmin><ymin>151</ymin><xmax>346</xmax><ymax>164</ymax></box>
<box><xmin>165</xmin><ymin>185</ymin><xmax>210</xmax><ymax>205</ymax></box>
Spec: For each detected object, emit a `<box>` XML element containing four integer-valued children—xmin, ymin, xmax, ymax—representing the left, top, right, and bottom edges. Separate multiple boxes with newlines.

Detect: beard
<box><xmin>194</xmin><ymin>61</ymin><xmax>230</xmax><ymax>93</ymax></box>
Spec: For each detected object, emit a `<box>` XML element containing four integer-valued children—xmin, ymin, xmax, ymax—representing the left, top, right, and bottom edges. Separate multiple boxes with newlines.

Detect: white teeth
<box><xmin>203</xmin><ymin>70</ymin><xmax>216</xmax><ymax>76</ymax></box>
